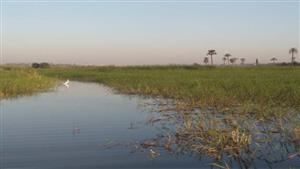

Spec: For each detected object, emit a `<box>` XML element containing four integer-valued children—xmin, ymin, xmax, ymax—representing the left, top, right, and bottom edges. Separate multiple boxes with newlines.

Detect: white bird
<box><xmin>63</xmin><ymin>79</ymin><xmax>70</xmax><ymax>88</ymax></box>
<box><xmin>149</xmin><ymin>149</ymin><xmax>160</xmax><ymax>159</ymax></box>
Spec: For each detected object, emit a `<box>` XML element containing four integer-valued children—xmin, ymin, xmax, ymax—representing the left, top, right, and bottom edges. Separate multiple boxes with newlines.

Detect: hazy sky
<box><xmin>1</xmin><ymin>0</ymin><xmax>299</xmax><ymax>65</ymax></box>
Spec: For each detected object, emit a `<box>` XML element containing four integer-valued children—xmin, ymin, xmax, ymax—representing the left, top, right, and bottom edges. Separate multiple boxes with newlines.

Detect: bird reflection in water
<box><xmin>72</xmin><ymin>122</ymin><xmax>81</xmax><ymax>136</ymax></box>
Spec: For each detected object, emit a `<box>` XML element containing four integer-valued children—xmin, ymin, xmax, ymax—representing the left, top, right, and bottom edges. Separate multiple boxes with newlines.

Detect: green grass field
<box><xmin>40</xmin><ymin>65</ymin><xmax>300</xmax><ymax>116</ymax></box>
<box><xmin>0</xmin><ymin>67</ymin><xmax>56</xmax><ymax>99</ymax></box>
<box><xmin>2</xmin><ymin>65</ymin><xmax>299</xmax><ymax>114</ymax></box>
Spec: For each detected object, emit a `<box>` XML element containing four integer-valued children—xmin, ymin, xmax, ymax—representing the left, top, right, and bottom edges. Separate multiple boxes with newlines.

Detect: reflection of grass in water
<box><xmin>101</xmin><ymin>99</ymin><xmax>300</xmax><ymax>168</ymax></box>
<box><xmin>0</xmin><ymin>67</ymin><xmax>56</xmax><ymax>99</ymax></box>
<box><xmin>139</xmin><ymin>103</ymin><xmax>300</xmax><ymax>169</ymax></box>
<box><xmin>177</xmin><ymin>115</ymin><xmax>252</xmax><ymax>160</ymax></box>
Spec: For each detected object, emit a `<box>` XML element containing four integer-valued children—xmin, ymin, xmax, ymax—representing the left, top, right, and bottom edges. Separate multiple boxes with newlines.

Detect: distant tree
<box><xmin>224</xmin><ymin>53</ymin><xmax>231</xmax><ymax>65</ymax></box>
<box><xmin>270</xmin><ymin>57</ymin><xmax>278</xmax><ymax>64</ymax></box>
<box><xmin>40</xmin><ymin>62</ymin><xmax>50</xmax><ymax>68</ymax></box>
<box><xmin>229</xmin><ymin>58</ymin><xmax>238</xmax><ymax>64</ymax></box>
<box><xmin>222</xmin><ymin>57</ymin><xmax>227</xmax><ymax>65</ymax></box>
<box><xmin>289</xmin><ymin>48</ymin><xmax>298</xmax><ymax>65</ymax></box>
<box><xmin>206</xmin><ymin>50</ymin><xmax>217</xmax><ymax>65</ymax></box>
<box><xmin>32</xmin><ymin>63</ymin><xmax>40</xmax><ymax>68</ymax></box>
<box><xmin>240</xmin><ymin>58</ymin><xmax>246</xmax><ymax>65</ymax></box>
<box><xmin>203</xmin><ymin>57</ymin><xmax>209</xmax><ymax>65</ymax></box>
<box><xmin>256</xmin><ymin>58</ymin><xmax>259</xmax><ymax>66</ymax></box>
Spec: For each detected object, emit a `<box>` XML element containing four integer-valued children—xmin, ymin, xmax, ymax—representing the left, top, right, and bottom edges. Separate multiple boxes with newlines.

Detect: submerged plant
<box><xmin>131</xmin><ymin>99</ymin><xmax>300</xmax><ymax>169</ymax></box>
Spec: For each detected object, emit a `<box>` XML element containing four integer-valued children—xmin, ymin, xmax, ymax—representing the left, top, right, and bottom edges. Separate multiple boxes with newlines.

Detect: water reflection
<box><xmin>0</xmin><ymin>81</ymin><xmax>299</xmax><ymax>169</ymax></box>
<box><xmin>0</xmin><ymin>82</ymin><xmax>203</xmax><ymax>169</ymax></box>
<box><xmin>134</xmin><ymin>99</ymin><xmax>300</xmax><ymax>169</ymax></box>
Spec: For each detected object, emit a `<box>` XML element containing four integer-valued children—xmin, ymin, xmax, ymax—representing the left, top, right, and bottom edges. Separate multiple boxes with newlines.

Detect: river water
<box><xmin>0</xmin><ymin>82</ymin><xmax>204</xmax><ymax>169</ymax></box>
<box><xmin>0</xmin><ymin>81</ymin><xmax>299</xmax><ymax>169</ymax></box>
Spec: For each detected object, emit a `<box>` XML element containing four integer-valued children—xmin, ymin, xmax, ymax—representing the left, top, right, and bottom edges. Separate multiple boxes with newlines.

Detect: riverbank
<box><xmin>0</xmin><ymin>67</ymin><xmax>56</xmax><ymax>99</ymax></box>
<box><xmin>3</xmin><ymin>65</ymin><xmax>300</xmax><ymax>168</ymax></box>
<box><xmin>40</xmin><ymin>66</ymin><xmax>300</xmax><ymax>114</ymax></box>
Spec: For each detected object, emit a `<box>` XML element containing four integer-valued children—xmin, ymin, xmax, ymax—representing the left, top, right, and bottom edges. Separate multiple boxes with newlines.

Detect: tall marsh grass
<box><xmin>39</xmin><ymin>65</ymin><xmax>300</xmax><ymax>168</ymax></box>
<box><xmin>40</xmin><ymin>66</ymin><xmax>300</xmax><ymax>114</ymax></box>
<box><xmin>0</xmin><ymin>67</ymin><xmax>56</xmax><ymax>99</ymax></box>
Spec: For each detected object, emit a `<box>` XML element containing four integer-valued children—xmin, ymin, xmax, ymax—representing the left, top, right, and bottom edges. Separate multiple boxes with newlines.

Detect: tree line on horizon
<box><xmin>29</xmin><ymin>48</ymin><xmax>298</xmax><ymax>67</ymax></box>
<box><xmin>203</xmin><ymin>48</ymin><xmax>298</xmax><ymax>66</ymax></box>
<box><xmin>32</xmin><ymin>62</ymin><xmax>50</xmax><ymax>68</ymax></box>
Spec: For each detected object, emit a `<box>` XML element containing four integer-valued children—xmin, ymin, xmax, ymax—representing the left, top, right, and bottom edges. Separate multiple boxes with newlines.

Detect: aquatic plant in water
<box><xmin>133</xmin><ymin>99</ymin><xmax>300</xmax><ymax>169</ymax></box>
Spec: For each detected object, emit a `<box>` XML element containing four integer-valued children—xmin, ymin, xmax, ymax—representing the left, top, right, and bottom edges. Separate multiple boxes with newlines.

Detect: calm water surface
<box><xmin>0</xmin><ymin>82</ymin><xmax>203</xmax><ymax>169</ymax></box>
<box><xmin>0</xmin><ymin>82</ymin><xmax>299</xmax><ymax>169</ymax></box>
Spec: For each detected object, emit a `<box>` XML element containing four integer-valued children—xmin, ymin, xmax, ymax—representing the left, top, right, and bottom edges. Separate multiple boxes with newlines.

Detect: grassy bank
<box><xmin>40</xmin><ymin>65</ymin><xmax>300</xmax><ymax>114</ymax></box>
<box><xmin>40</xmin><ymin>65</ymin><xmax>300</xmax><ymax>167</ymax></box>
<box><xmin>5</xmin><ymin>65</ymin><xmax>300</xmax><ymax>167</ymax></box>
<box><xmin>0</xmin><ymin>67</ymin><xmax>56</xmax><ymax>99</ymax></box>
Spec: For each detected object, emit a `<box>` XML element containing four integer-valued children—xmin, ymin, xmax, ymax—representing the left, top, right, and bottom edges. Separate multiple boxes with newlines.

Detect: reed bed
<box><xmin>40</xmin><ymin>65</ymin><xmax>300</xmax><ymax>115</ymax></box>
<box><xmin>0</xmin><ymin>67</ymin><xmax>56</xmax><ymax>99</ymax></box>
<box><xmin>131</xmin><ymin>100</ymin><xmax>300</xmax><ymax>168</ymax></box>
<box><xmin>40</xmin><ymin>65</ymin><xmax>300</xmax><ymax>168</ymax></box>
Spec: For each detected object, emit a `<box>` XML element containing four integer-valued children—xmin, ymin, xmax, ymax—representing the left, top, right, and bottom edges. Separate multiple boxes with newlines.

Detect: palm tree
<box><xmin>229</xmin><ymin>58</ymin><xmax>238</xmax><ymax>65</ymax></box>
<box><xmin>289</xmin><ymin>48</ymin><xmax>298</xmax><ymax>65</ymax></box>
<box><xmin>206</xmin><ymin>50</ymin><xmax>217</xmax><ymax>65</ymax></box>
<box><xmin>203</xmin><ymin>57</ymin><xmax>209</xmax><ymax>65</ymax></box>
<box><xmin>240</xmin><ymin>58</ymin><xmax>245</xmax><ymax>65</ymax></box>
<box><xmin>222</xmin><ymin>57</ymin><xmax>227</xmax><ymax>65</ymax></box>
<box><xmin>270</xmin><ymin>57</ymin><xmax>277</xmax><ymax>64</ymax></box>
<box><xmin>224</xmin><ymin>53</ymin><xmax>231</xmax><ymax>65</ymax></box>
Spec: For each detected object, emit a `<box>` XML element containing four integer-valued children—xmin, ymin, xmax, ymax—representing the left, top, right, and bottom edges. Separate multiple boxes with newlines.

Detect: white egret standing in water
<box><xmin>63</xmin><ymin>79</ymin><xmax>70</xmax><ymax>88</ymax></box>
<box><xmin>149</xmin><ymin>149</ymin><xmax>160</xmax><ymax>159</ymax></box>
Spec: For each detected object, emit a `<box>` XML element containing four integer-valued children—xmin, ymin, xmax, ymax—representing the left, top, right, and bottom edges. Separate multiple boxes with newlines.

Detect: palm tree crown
<box><xmin>289</xmin><ymin>48</ymin><xmax>298</xmax><ymax>64</ymax></box>
<box><xmin>206</xmin><ymin>50</ymin><xmax>217</xmax><ymax>65</ymax></box>
<box><xmin>229</xmin><ymin>58</ymin><xmax>238</xmax><ymax>65</ymax></box>
<box><xmin>270</xmin><ymin>57</ymin><xmax>277</xmax><ymax>63</ymax></box>
<box><xmin>224</xmin><ymin>53</ymin><xmax>231</xmax><ymax>65</ymax></box>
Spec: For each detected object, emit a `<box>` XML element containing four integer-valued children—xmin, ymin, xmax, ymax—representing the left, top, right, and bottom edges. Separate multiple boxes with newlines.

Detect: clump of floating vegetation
<box><xmin>177</xmin><ymin>118</ymin><xmax>252</xmax><ymax>160</ymax></box>
<box><xmin>130</xmin><ymin>100</ymin><xmax>300</xmax><ymax>168</ymax></box>
<box><xmin>0</xmin><ymin>67</ymin><xmax>56</xmax><ymax>99</ymax></box>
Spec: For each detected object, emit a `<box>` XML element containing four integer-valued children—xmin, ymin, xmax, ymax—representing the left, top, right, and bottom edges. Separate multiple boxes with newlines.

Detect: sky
<box><xmin>1</xmin><ymin>0</ymin><xmax>299</xmax><ymax>65</ymax></box>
